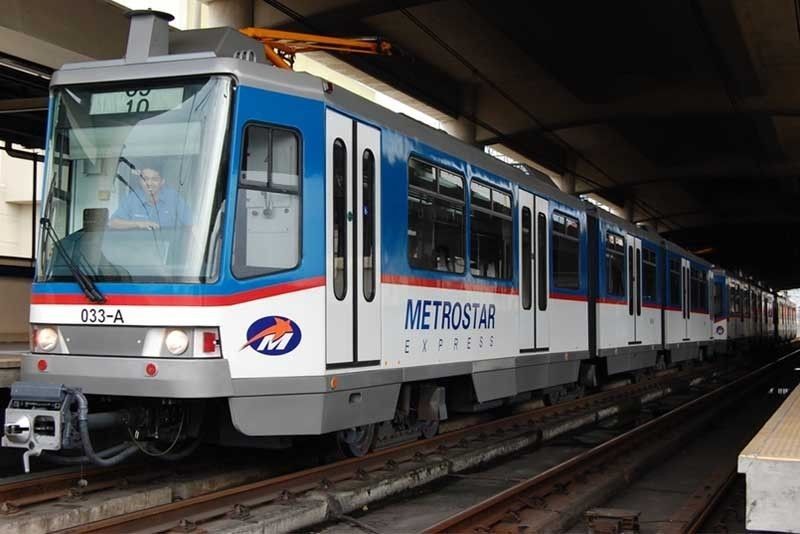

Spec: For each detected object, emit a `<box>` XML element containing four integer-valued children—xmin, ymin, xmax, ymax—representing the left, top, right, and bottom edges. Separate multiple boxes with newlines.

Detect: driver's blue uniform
<box><xmin>111</xmin><ymin>187</ymin><xmax>191</xmax><ymax>227</ymax></box>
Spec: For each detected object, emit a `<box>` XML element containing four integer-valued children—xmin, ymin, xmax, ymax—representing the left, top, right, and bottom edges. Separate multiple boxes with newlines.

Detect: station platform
<box><xmin>739</xmin><ymin>384</ymin><xmax>800</xmax><ymax>533</ymax></box>
<box><xmin>0</xmin><ymin>344</ymin><xmax>23</xmax><ymax>388</ymax></box>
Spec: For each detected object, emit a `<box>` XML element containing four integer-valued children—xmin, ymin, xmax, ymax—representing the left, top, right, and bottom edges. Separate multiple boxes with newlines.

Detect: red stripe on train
<box><xmin>550</xmin><ymin>292</ymin><xmax>589</xmax><ymax>302</ymax></box>
<box><xmin>381</xmin><ymin>274</ymin><xmax>518</xmax><ymax>295</ymax></box>
<box><xmin>30</xmin><ymin>276</ymin><xmax>326</xmax><ymax>307</ymax></box>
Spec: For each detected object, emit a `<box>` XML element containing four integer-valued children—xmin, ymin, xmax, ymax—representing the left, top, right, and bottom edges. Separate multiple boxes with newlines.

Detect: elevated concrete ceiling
<box><xmin>261</xmin><ymin>0</ymin><xmax>800</xmax><ymax>288</ymax></box>
<box><xmin>0</xmin><ymin>1</ymin><xmax>798</xmax><ymax>287</ymax></box>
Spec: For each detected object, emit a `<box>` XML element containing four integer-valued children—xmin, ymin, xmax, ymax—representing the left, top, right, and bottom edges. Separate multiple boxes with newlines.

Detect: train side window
<box><xmin>407</xmin><ymin>158</ymin><xmax>465</xmax><ymax>273</ymax></box>
<box><xmin>690</xmin><ymin>267</ymin><xmax>708</xmax><ymax>313</ymax></box>
<box><xmin>605</xmin><ymin>232</ymin><xmax>625</xmax><ymax>297</ymax></box>
<box><xmin>713</xmin><ymin>281</ymin><xmax>723</xmax><ymax>319</ymax></box>
<box><xmin>362</xmin><ymin>150</ymin><xmax>376</xmax><ymax>302</ymax></box>
<box><xmin>521</xmin><ymin>207</ymin><xmax>532</xmax><ymax>310</ymax></box>
<box><xmin>332</xmin><ymin>139</ymin><xmax>347</xmax><ymax>300</ymax></box>
<box><xmin>744</xmin><ymin>290</ymin><xmax>750</xmax><ymax>317</ymax></box>
<box><xmin>537</xmin><ymin>212</ymin><xmax>547</xmax><ymax>310</ymax></box>
<box><xmin>669</xmin><ymin>258</ymin><xmax>681</xmax><ymax>307</ymax></box>
<box><xmin>470</xmin><ymin>181</ymin><xmax>512</xmax><ymax>280</ymax></box>
<box><xmin>642</xmin><ymin>247</ymin><xmax>657</xmax><ymax>301</ymax></box>
<box><xmin>636</xmin><ymin>247</ymin><xmax>642</xmax><ymax>316</ymax></box>
<box><xmin>551</xmin><ymin>211</ymin><xmax>580</xmax><ymax>289</ymax></box>
<box><xmin>698</xmin><ymin>271</ymin><xmax>711</xmax><ymax>313</ymax></box>
<box><xmin>233</xmin><ymin>125</ymin><xmax>300</xmax><ymax>279</ymax></box>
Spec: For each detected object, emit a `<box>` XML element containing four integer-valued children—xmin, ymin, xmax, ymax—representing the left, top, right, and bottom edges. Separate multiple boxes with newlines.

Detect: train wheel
<box><xmin>337</xmin><ymin>424</ymin><xmax>376</xmax><ymax>457</ymax></box>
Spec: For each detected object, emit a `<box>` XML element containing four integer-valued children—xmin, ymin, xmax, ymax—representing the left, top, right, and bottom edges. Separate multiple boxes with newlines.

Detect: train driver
<box><xmin>109</xmin><ymin>167</ymin><xmax>192</xmax><ymax>230</ymax></box>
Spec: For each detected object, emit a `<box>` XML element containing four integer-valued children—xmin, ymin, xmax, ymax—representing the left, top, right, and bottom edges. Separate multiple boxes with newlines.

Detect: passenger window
<box><xmin>551</xmin><ymin>211</ymin><xmax>580</xmax><ymax>289</ymax></box>
<box><xmin>521</xmin><ymin>207</ymin><xmax>532</xmax><ymax>310</ymax></box>
<box><xmin>690</xmin><ymin>267</ymin><xmax>708</xmax><ymax>313</ymax></box>
<box><xmin>470</xmin><ymin>181</ymin><xmax>512</xmax><ymax>280</ymax></box>
<box><xmin>233</xmin><ymin>125</ymin><xmax>300</xmax><ymax>278</ymax></box>
<box><xmin>636</xmin><ymin>247</ymin><xmax>642</xmax><ymax>315</ymax></box>
<box><xmin>669</xmin><ymin>258</ymin><xmax>681</xmax><ymax>306</ymax></box>
<box><xmin>362</xmin><ymin>150</ymin><xmax>376</xmax><ymax>302</ymax></box>
<box><xmin>407</xmin><ymin>158</ymin><xmax>465</xmax><ymax>273</ymax></box>
<box><xmin>333</xmin><ymin>139</ymin><xmax>347</xmax><ymax>300</ymax></box>
<box><xmin>537</xmin><ymin>212</ymin><xmax>547</xmax><ymax>310</ymax></box>
<box><xmin>628</xmin><ymin>245</ymin><xmax>634</xmax><ymax>315</ymax></box>
<box><xmin>605</xmin><ymin>232</ymin><xmax>625</xmax><ymax>297</ymax></box>
<box><xmin>642</xmin><ymin>247</ymin><xmax>657</xmax><ymax>301</ymax></box>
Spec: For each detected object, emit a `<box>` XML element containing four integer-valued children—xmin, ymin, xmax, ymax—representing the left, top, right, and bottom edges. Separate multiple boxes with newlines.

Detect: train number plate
<box><xmin>80</xmin><ymin>308</ymin><xmax>125</xmax><ymax>324</ymax></box>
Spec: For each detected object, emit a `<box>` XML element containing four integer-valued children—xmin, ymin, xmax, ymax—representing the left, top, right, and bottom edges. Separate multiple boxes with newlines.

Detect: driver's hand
<box><xmin>137</xmin><ymin>220</ymin><xmax>160</xmax><ymax>230</ymax></box>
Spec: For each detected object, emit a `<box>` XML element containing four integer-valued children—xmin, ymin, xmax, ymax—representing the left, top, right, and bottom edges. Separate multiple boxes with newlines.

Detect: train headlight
<box><xmin>35</xmin><ymin>327</ymin><xmax>58</xmax><ymax>352</ymax></box>
<box><xmin>165</xmin><ymin>329</ymin><xmax>189</xmax><ymax>355</ymax></box>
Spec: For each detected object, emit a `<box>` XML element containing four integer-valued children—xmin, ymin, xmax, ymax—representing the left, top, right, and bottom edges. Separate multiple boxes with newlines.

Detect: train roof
<box><xmin>321</xmin><ymin>81</ymin><xmax>584</xmax><ymax>210</ymax></box>
<box><xmin>52</xmin><ymin>22</ymin><xmax>582</xmax><ymax>211</ymax></box>
<box><xmin>51</xmin><ymin>18</ymin><xmax>749</xmax><ymax>277</ymax></box>
<box><xmin>662</xmin><ymin>239</ymin><xmax>712</xmax><ymax>268</ymax></box>
<box><xmin>588</xmin><ymin>206</ymin><xmax>661</xmax><ymax>244</ymax></box>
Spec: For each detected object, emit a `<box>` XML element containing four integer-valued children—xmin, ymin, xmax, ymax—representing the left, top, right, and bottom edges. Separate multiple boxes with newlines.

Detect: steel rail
<box><xmin>60</xmin><ymin>363</ymin><xmax>723</xmax><ymax>534</ymax></box>
<box><xmin>0</xmin><ymin>463</ymin><xmax>165</xmax><ymax>515</ymax></box>
<box><xmin>425</xmin><ymin>347</ymin><xmax>800</xmax><ymax>533</ymax></box>
<box><xmin>660</xmin><ymin>455</ymin><xmax>739</xmax><ymax>533</ymax></box>
<box><xmin>684</xmin><ymin>469</ymin><xmax>737</xmax><ymax>534</ymax></box>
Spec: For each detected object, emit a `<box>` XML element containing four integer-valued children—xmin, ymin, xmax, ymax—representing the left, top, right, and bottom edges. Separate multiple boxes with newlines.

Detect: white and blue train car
<box><xmin>367</xmin><ymin>104</ymin><xmax>591</xmax><ymax>409</ymax></box>
<box><xmin>588</xmin><ymin>210</ymin><xmax>662</xmax><ymax>376</ymax></box>
<box><xmin>662</xmin><ymin>242</ymin><xmax>713</xmax><ymax>362</ymax></box>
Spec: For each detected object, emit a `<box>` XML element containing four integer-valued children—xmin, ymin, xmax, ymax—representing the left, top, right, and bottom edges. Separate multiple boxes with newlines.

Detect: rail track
<box><xmin>50</xmin><ymin>360</ymin><xmax>730</xmax><ymax>533</ymax></box>
<box><xmin>425</xmin><ymin>347</ymin><xmax>800</xmax><ymax>533</ymax></box>
<box><xmin>0</xmin><ymin>347</ymin><xmax>784</xmax><ymax>534</ymax></box>
<box><xmin>0</xmin><ymin>463</ymin><xmax>168</xmax><ymax>516</ymax></box>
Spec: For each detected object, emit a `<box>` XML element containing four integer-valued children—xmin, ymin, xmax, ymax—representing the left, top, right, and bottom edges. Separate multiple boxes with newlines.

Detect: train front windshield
<box><xmin>38</xmin><ymin>76</ymin><xmax>232</xmax><ymax>284</ymax></box>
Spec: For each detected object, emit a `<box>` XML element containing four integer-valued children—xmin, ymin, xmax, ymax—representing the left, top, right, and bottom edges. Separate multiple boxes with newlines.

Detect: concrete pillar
<box><xmin>624</xmin><ymin>191</ymin><xmax>635</xmax><ymax>223</ymax></box>
<box><xmin>442</xmin><ymin>116</ymin><xmax>477</xmax><ymax>144</ymax></box>
<box><xmin>557</xmin><ymin>154</ymin><xmax>579</xmax><ymax>195</ymax></box>
<box><xmin>201</xmin><ymin>0</ymin><xmax>253</xmax><ymax>29</ymax></box>
<box><xmin>561</xmin><ymin>172</ymin><xmax>576</xmax><ymax>195</ymax></box>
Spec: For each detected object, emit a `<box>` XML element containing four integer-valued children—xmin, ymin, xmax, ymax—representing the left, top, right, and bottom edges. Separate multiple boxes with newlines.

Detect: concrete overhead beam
<box><xmin>0</xmin><ymin>98</ymin><xmax>48</xmax><ymax>114</ymax></box>
<box><xmin>203</xmin><ymin>0</ymin><xmax>254</xmax><ymax>29</ymax></box>
<box><xmin>0</xmin><ymin>0</ymin><xmax>129</xmax><ymax>67</ymax></box>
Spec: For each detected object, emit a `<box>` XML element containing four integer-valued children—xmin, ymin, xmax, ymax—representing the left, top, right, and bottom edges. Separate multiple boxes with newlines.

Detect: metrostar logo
<box><xmin>241</xmin><ymin>315</ymin><xmax>302</xmax><ymax>355</ymax></box>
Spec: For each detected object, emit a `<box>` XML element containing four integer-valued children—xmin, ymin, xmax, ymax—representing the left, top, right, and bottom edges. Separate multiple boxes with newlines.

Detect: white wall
<box><xmin>0</xmin><ymin>153</ymin><xmax>41</xmax><ymax>259</ymax></box>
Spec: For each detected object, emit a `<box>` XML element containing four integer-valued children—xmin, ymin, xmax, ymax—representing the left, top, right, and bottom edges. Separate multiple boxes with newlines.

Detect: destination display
<box><xmin>89</xmin><ymin>88</ymin><xmax>184</xmax><ymax>115</ymax></box>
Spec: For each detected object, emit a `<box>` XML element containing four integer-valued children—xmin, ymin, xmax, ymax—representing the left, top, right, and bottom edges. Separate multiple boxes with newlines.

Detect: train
<box><xmin>2</xmin><ymin>12</ymin><xmax>796</xmax><ymax>471</ymax></box>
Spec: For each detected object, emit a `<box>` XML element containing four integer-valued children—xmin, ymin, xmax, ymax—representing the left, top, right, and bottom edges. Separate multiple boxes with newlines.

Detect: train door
<box><xmin>518</xmin><ymin>190</ymin><xmax>535</xmax><ymax>350</ymax></box>
<box><xmin>325</xmin><ymin>109</ymin><xmax>382</xmax><ymax>367</ymax></box>
<box><xmin>518</xmin><ymin>191</ymin><xmax>549</xmax><ymax>351</ymax></box>
<box><xmin>681</xmin><ymin>258</ymin><xmax>691</xmax><ymax>340</ymax></box>
<box><xmin>625</xmin><ymin>235</ymin><xmax>642</xmax><ymax>343</ymax></box>
<box><xmin>708</xmin><ymin>271</ymin><xmax>715</xmax><ymax>339</ymax></box>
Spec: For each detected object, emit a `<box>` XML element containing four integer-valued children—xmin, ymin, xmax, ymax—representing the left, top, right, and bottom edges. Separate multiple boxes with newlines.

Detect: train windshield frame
<box><xmin>38</xmin><ymin>75</ymin><xmax>232</xmax><ymax>284</ymax></box>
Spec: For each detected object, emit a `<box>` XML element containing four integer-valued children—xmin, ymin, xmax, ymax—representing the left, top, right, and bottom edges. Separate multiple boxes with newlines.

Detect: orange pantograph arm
<box><xmin>240</xmin><ymin>27</ymin><xmax>392</xmax><ymax>69</ymax></box>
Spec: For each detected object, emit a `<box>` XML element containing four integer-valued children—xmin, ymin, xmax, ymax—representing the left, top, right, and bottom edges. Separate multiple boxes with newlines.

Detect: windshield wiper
<box><xmin>40</xmin><ymin>216</ymin><xmax>105</xmax><ymax>303</ymax></box>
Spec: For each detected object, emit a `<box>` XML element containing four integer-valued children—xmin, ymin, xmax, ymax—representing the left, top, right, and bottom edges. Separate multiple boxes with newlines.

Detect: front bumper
<box><xmin>21</xmin><ymin>353</ymin><xmax>233</xmax><ymax>398</ymax></box>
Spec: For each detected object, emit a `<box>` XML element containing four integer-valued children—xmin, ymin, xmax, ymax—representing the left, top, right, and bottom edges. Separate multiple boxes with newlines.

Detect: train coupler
<box><xmin>2</xmin><ymin>382</ymin><xmax>75</xmax><ymax>472</ymax></box>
